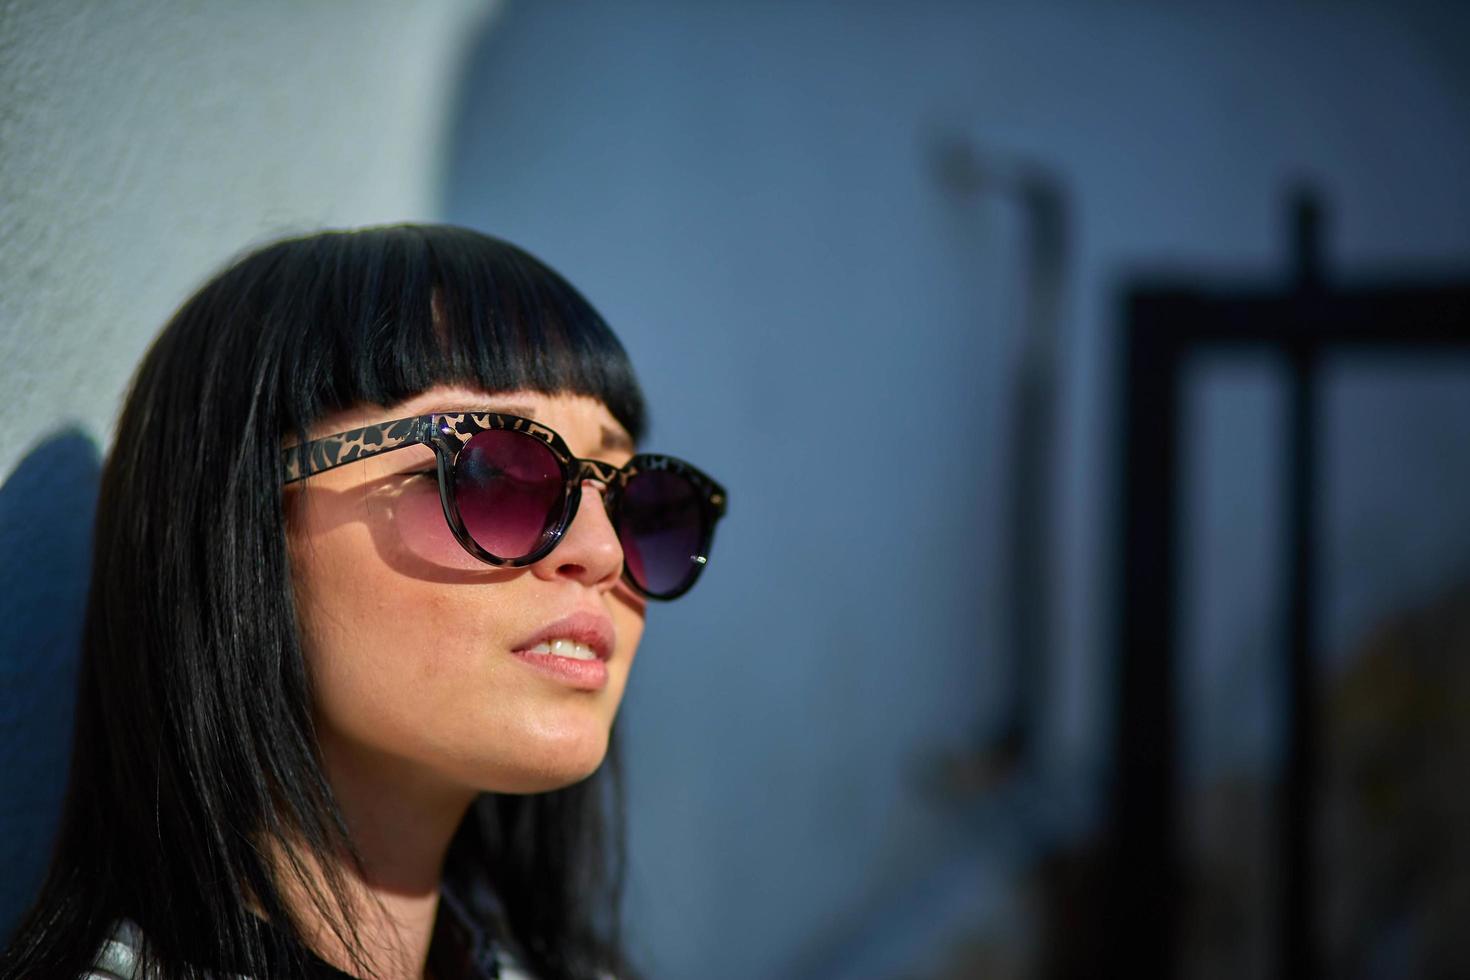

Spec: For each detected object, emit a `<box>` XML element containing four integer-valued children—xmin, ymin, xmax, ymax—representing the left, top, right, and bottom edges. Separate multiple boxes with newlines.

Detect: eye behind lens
<box><xmin>454</xmin><ymin>429</ymin><xmax>568</xmax><ymax>561</ymax></box>
<box><xmin>617</xmin><ymin>469</ymin><xmax>709</xmax><ymax>597</ymax></box>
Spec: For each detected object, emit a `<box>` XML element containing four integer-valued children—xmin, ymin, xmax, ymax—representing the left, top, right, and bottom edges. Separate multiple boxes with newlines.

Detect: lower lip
<box><xmin>508</xmin><ymin>649</ymin><xmax>609</xmax><ymax>690</ymax></box>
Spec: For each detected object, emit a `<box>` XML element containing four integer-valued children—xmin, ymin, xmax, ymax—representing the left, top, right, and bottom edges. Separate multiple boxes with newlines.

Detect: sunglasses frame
<box><xmin>283</xmin><ymin>410</ymin><xmax>727</xmax><ymax>600</ymax></box>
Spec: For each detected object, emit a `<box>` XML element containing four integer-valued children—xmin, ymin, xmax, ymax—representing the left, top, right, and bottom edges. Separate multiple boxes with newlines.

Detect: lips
<box><xmin>510</xmin><ymin>610</ymin><xmax>615</xmax><ymax>662</ymax></box>
<box><xmin>508</xmin><ymin>611</ymin><xmax>615</xmax><ymax>691</ymax></box>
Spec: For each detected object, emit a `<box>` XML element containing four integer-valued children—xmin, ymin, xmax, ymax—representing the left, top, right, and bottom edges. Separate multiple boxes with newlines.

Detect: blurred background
<box><xmin>4</xmin><ymin>3</ymin><xmax>1470</xmax><ymax>978</ymax></box>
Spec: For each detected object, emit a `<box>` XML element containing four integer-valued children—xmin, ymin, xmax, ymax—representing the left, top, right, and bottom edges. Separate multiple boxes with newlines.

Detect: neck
<box><xmin>281</xmin><ymin>736</ymin><xmax>478</xmax><ymax>980</ymax></box>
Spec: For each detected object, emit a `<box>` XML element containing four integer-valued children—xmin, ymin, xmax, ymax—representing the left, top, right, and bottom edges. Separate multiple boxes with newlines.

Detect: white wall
<box><xmin>0</xmin><ymin>0</ymin><xmax>493</xmax><ymax>931</ymax></box>
<box><xmin>0</xmin><ymin>0</ymin><xmax>495</xmax><ymax>471</ymax></box>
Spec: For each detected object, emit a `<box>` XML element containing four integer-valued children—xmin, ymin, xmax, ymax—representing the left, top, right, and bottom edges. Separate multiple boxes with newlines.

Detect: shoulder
<box><xmin>492</xmin><ymin>946</ymin><xmax>615</xmax><ymax>980</ymax></box>
<box><xmin>82</xmin><ymin>914</ymin><xmax>609</xmax><ymax>980</ymax></box>
<box><xmin>82</xmin><ymin>920</ymin><xmax>249</xmax><ymax>980</ymax></box>
<box><xmin>493</xmin><ymin>945</ymin><xmax>537</xmax><ymax>980</ymax></box>
<box><xmin>83</xmin><ymin>919</ymin><xmax>146</xmax><ymax>980</ymax></box>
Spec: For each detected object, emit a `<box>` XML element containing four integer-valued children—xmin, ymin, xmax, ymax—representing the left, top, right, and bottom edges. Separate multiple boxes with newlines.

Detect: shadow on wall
<box><xmin>0</xmin><ymin>430</ymin><xmax>102</xmax><ymax>936</ymax></box>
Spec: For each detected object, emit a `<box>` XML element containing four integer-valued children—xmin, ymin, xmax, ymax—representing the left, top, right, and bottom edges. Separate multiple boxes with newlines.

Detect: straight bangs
<box><xmin>261</xmin><ymin>224</ymin><xmax>647</xmax><ymax>447</ymax></box>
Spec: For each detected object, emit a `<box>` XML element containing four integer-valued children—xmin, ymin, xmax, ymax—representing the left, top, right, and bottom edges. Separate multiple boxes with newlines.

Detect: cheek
<box><xmin>289</xmin><ymin>505</ymin><xmax>462</xmax><ymax>724</ymax></box>
<box><xmin>292</xmin><ymin>533</ymin><xmax>436</xmax><ymax>705</ymax></box>
<box><xmin>291</xmin><ymin>528</ymin><xmax>646</xmax><ymax>794</ymax></box>
<box><xmin>296</xmin><ymin>560</ymin><xmax>504</xmax><ymax>783</ymax></box>
<box><xmin>388</xmin><ymin>483</ymin><xmax>484</xmax><ymax>570</ymax></box>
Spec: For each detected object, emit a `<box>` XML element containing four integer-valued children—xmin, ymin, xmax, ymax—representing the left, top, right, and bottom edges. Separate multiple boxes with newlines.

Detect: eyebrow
<box><xmin>599</xmin><ymin>425</ymin><xmax>635</xmax><ymax>452</ymax></box>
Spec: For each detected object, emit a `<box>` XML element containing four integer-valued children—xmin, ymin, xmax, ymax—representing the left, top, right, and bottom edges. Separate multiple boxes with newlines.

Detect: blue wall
<box><xmin>441</xmin><ymin>4</ymin><xmax>1470</xmax><ymax>977</ymax></box>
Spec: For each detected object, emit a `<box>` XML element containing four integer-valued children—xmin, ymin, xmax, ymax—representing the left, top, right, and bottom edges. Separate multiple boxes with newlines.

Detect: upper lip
<box><xmin>511</xmin><ymin>611</ymin><xmax>616</xmax><ymax>661</ymax></box>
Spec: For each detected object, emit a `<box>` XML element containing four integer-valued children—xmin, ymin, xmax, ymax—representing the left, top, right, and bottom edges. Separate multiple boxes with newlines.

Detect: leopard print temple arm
<box><xmin>282</xmin><ymin>415</ymin><xmax>435</xmax><ymax>483</ymax></box>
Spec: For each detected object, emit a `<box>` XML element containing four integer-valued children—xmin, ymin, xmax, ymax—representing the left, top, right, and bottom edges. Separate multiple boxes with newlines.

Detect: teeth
<box><xmin>526</xmin><ymin>638</ymin><xmax>599</xmax><ymax>661</ymax></box>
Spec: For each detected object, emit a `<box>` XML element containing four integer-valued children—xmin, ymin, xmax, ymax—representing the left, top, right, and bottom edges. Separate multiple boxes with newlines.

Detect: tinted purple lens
<box><xmin>616</xmin><ymin>469</ymin><xmax>706</xmax><ymax>596</ymax></box>
<box><xmin>453</xmin><ymin>430</ymin><xmax>565</xmax><ymax>559</ymax></box>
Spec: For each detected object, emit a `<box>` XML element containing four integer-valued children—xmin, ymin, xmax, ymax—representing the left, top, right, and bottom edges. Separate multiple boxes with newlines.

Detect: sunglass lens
<box><xmin>617</xmin><ymin>470</ymin><xmax>707</xmax><ymax>596</ymax></box>
<box><xmin>454</xmin><ymin>430</ymin><xmax>565</xmax><ymax>560</ymax></box>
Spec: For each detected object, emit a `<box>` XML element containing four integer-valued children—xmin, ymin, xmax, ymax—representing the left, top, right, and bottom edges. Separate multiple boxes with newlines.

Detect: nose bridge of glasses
<box><xmin>574</xmin><ymin>457</ymin><xmax>623</xmax><ymax>486</ymax></box>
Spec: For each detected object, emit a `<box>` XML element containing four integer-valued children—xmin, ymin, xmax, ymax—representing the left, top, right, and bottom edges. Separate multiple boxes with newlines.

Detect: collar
<box><xmin>244</xmin><ymin>881</ymin><xmax>513</xmax><ymax>979</ymax></box>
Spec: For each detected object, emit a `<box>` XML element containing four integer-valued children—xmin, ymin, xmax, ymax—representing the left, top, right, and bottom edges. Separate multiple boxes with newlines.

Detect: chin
<box><xmin>477</xmin><ymin>724</ymin><xmax>612</xmax><ymax>795</ymax></box>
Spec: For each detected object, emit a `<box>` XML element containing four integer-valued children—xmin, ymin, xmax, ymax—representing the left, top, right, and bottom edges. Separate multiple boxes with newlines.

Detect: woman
<box><xmin>0</xmin><ymin>226</ymin><xmax>727</xmax><ymax>980</ymax></box>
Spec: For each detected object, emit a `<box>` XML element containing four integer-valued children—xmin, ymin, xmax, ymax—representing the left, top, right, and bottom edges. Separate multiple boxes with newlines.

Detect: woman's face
<box><xmin>285</xmin><ymin>384</ymin><xmax>646</xmax><ymax>800</ymax></box>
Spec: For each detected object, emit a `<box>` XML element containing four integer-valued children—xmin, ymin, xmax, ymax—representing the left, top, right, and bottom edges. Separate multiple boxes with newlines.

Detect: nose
<box><xmin>531</xmin><ymin>480</ymin><xmax>623</xmax><ymax>591</ymax></box>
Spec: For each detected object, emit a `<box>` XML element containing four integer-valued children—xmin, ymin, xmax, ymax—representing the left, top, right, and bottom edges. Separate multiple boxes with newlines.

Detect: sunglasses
<box><xmin>283</xmin><ymin>410</ymin><xmax>727</xmax><ymax>600</ymax></box>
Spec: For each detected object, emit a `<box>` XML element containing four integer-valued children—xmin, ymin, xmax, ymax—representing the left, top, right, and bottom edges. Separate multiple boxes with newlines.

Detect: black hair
<box><xmin>0</xmin><ymin>224</ymin><xmax>646</xmax><ymax>979</ymax></box>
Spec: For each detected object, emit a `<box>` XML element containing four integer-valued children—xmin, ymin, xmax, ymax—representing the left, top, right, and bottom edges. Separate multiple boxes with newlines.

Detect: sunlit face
<box><xmin>285</xmin><ymin>384</ymin><xmax>646</xmax><ymax>800</ymax></box>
